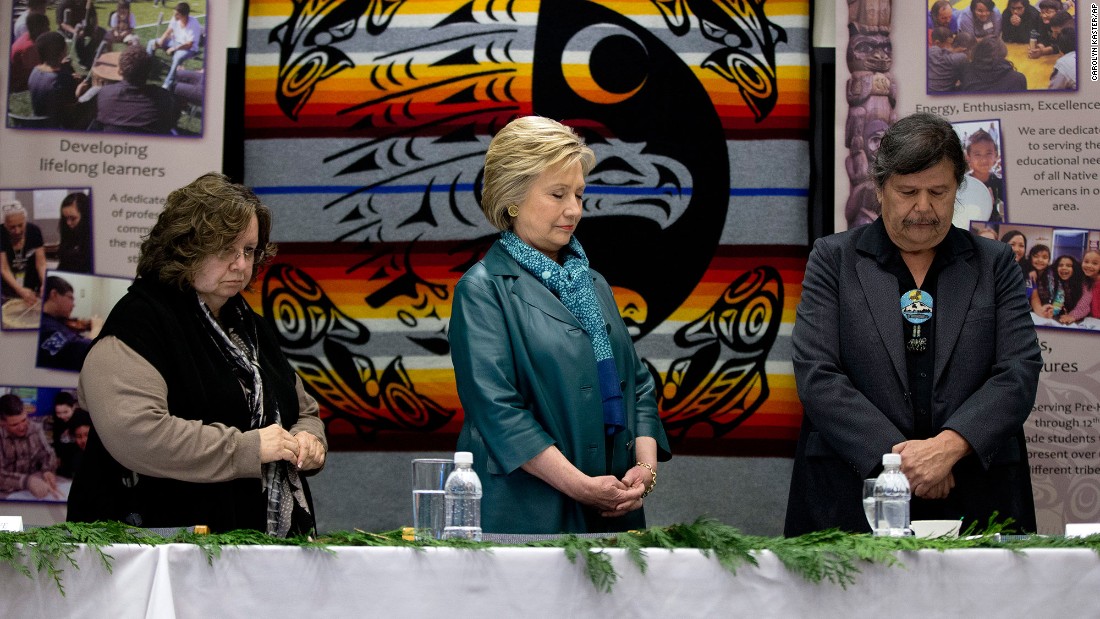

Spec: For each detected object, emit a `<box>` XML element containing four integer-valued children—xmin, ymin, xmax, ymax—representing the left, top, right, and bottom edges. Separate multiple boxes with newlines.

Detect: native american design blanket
<box><xmin>243</xmin><ymin>0</ymin><xmax>810</xmax><ymax>454</ymax></box>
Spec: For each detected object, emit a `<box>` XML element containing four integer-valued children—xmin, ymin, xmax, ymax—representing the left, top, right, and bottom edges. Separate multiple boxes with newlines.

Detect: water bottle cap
<box><xmin>882</xmin><ymin>453</ymin><xmax>901</xmax><ymax>466</ymax></box>
<box><xmin>453</xmin><ymin>451</ymin><xmax>473</xmax><ymax>465</ymax></box>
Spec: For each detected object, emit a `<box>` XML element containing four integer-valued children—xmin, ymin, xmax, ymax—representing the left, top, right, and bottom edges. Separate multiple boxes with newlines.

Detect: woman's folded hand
<box><xmin>258</xmin><ymin>424</ymin><xmax>298</xmax><ymax>465</ymax></box>
<box><xmin>292</xmin><ymin>431</ymin><xmax>326</xmax><ymax>471</ymax></box>
<box><xmin>583</xmin><ymin>475</ymin><xmax>644</xmax><ymax>516</ymax></box>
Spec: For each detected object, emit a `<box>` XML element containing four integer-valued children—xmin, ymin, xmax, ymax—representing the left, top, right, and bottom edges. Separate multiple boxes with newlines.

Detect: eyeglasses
<box><xmin>216</xmin><ymin>246</ymin><xmax>264</xmax><ymax>263</ymax></box>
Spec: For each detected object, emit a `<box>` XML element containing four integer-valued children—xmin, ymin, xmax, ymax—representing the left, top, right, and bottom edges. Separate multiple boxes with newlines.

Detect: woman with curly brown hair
<box><xmin>67</xmin><ymin>173</ymin><xmax>326</xmax><ymax>535</ymax></box>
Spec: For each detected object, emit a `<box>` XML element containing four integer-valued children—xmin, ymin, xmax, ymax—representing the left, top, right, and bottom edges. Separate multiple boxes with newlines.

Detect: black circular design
<box><xmin>589</xmin><ymin>35</ymin><xmax>648</xmax><ymax>94</ymax></box>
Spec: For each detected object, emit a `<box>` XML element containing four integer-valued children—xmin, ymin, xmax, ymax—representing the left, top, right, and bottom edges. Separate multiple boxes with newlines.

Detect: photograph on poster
<box><xmin>1</xmin><ymin>187</ymin><xmax>93</xmax><ymax>331</ymax></box>
<box><xmin>0</xmin><ymin>385</ymin><xmax>90</xmax><ymax>503</ymax></box>
<box><xmin>35</xmin><ymin>270</ymin><xmax>129</xmax><ymax>372</ymax></box>
<box><xmin>926</xmin><ymin>0</ymin><xmax>1078</xmax><ymax>93</ymax></box>
<box><xmin>968</xmin><ymin>220</ymin><xmax>1100</xmax><ymax>330</ymax></box>
<box><xmin>6</xmin><ymin>0</ymin><xmax>208</xmax><ymax>136</ymax></box>
<box><xmin>952</xmin><ymin>118</ymin><xmax>1007</xmax><ymax>226</ymax></box>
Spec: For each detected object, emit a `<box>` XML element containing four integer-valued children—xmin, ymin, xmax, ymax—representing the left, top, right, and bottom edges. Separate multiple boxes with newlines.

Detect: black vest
<box><xmin>67</xmin><ymin>278</ymin><xmax>312</xmax><ymax>533</ymax></box>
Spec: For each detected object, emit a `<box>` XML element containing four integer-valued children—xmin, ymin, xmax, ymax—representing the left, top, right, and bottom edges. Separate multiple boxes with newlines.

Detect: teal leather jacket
<box><xmin>449</xmin><ymin>240</ymin><xmax>671</xmax><ymax>534</ymax></box>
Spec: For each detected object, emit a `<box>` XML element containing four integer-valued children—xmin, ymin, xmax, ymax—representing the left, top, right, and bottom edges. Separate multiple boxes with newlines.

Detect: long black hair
<box><xmin>1049</xmin><ymin>255</ymin><xmax>1085</xmax><ymax>314</ymax></box>
<box><xmin>57</xmin><ymin>192</ymin><xmax>92</xmax><ymax>273</ymax></box>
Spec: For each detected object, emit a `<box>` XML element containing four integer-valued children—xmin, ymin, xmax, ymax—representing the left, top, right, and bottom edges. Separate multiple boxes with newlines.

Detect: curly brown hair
<box><xmin>137</xmin><ymin>172</ymin><xmax>277</xmax><ymax>290</ymax></box>
<box><xmin>118</xmin><ymin>44</ymin><xmax>154</xmax><ymax>84</ymax></box>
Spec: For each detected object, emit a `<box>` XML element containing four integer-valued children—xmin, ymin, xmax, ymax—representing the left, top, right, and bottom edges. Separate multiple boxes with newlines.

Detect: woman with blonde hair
<box><xmin>449</xmin><ymin>116</ymin><xmax>670</xmax><ymax>534</ymax></box>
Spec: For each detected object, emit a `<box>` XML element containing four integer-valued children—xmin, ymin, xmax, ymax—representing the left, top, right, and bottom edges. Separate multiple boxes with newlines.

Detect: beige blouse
<box><xmin>78</xmin><ymin>335</ymin><xmax>327</xmax><ymax>482</ymax></box>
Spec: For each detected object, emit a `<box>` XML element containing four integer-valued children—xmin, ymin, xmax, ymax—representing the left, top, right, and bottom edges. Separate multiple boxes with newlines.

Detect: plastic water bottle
<box><xmin>442</xmin><ymin>451</ymin><xmax>482</xmax><ymax>541</ymax></box>
<box><xmin>873</xmin><ymin>453</ymin><xmax>911</xmax><ymax>537</ymax></box>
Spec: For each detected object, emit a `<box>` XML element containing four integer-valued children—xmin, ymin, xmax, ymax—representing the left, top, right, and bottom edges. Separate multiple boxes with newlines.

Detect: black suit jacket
<box><xmin>785</xmin><ymin>221</ymin><xmax>1041</xmax><ymax>535</ymax></box>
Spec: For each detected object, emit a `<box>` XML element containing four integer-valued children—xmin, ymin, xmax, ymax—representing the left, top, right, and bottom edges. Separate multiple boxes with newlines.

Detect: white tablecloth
<box><xmin>1</xmin><ymin>545</ymin><xmax>1097</xmax><ymax>618</ymax></box>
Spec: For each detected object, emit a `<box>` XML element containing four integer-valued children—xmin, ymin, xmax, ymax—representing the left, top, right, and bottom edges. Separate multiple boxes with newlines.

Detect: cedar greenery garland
<box><xmin>4</xmin><ymin>517</ymin><xmax>1100</xmax><ymax>596</ymax></box>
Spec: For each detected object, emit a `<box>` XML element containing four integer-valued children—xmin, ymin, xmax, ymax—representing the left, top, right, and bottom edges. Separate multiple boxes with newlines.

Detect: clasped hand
<box><xmin>259</xmin><ymin>424</ymin><xmax>325</xmax><ymax>471</ymax></box>
<box><xmin>582</xmin><ymin>475</ymin><xmax>644</xmax><ymax>518</ymax></box>
<box><xmin>892</xmin><ymin>431</ymin><xmax>970</xmax><ymax>499</ymax></box>
<box><xmin>583</xmin><ymin>464</ymin><xmax>653</xmax><ymax>518</ymax></box>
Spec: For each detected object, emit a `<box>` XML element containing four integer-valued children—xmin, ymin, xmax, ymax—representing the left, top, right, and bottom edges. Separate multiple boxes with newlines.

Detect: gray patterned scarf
<box><xmin>196</xmin><ymin>294</ymin><xmax>311</xmax><ymax>537</ymax></box>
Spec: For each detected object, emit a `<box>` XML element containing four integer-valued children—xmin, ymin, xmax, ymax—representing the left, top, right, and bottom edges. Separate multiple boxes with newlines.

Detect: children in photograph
<box><xmin>1001</xmin><ymin>230</ymin><xmax>1028</xmax><ymax>272</ymax></box>
<box><xmin>36</xmin><ymin>275</ymin><xmax>97</xmax><ymax>371</ymax></box>
<box><xmin>68</xmin><ymin>409</ymin><xmax>93</xmax><ymax>475</ymax></box>
<box><xmin>27</xmin><ymin>31</ymin><xmax>93</xmax><ymax>129</ymax></box>
<box><xmin>1030</xmin><ymin>0</ymin><xmax>1063</xmax><ymax>53</ymax></box>
<box><xmin>9</xmin><ymin>12</ymin><xmax>50</xmax><ymax>93</ymax></box>
<box><xmin>92</xmin><ymin>44</ymin><xmax>176</xmax><ymax>134</ymax></box>
<box><xmin>1083</xmin><ymin>250</ymin><xmax>1100</xmax><ymax>319</ymax></box>
<box><xmin>963</xmin><ymin>129</ymin><xmax>1005</xmax><ymax>221</ymax></box>
<box><xmin>1001</xmin><ymin>0</ymin><xmax>1043</xmax><ymax>43</ymax></box>
<box><xmin>49</xmin><ymin>391</ymin><xmax>81</xmax><ymax>478</ymax></box>
<box><xmin>56</xmin><ymin>0</ymin><xmax>106</xmax><ymax>71</ymax></box>
<box><xmin>0</xmin><ymin>393</ymin><xmax>61</xmax><ymax>499</ymax></box>
<box><xmin>1048</xmin><ymin>27</ymin><xmax>1077</xmax><ymax>89</ymax></box>
<box><xmin>1030</xmin><ymin>8</ymin><xmax>1074</xmax><ymax>58</ymax></box>
<box><xmin>1022</xmin><ymin>243</ymin><xmax>1051</xmax><ymax>301</ymax></box>
<box><xmin>57</xmin><ymin>193</ymin><xmax>93</xmax><ymax>273</ymax></box>
<box><xmin>1023</xmin><ymin>243</ymin><xmax>1051</xmax><ymax>280</ymax></box>
<box><xmin>1059</xmin><ymin>249</ymin><xmax>1099</xmax><ymax>324</ymax></box>
<box><xmin>12</xmin><ymin>0</ymin><xmax>47</xmax><ymax>41</ymax></box>
<box><xmin>953</xmin><ymin>30</ymin><xmax>979</xmax><ymax>61</ymax></box>
<box><xmin>928</xmin><ymin>27</ymin><xmax>968</xmax><ymax>92</ymax></box>
<box><xmin>960</xmin><ymin>36</ymin><xmax>1027</xmax><ymax>92</ymax></box>
<box><xmin>172</xmin><ymin>67</ymin><xmax>205</xmax><ymax>106</ymax></box>
<box><xmin>106</xmin><ymin>1</ymin><xmax>140</xmax><ymax>46</ymax></box>
<box><xmin>958</xmin><ymin>0</ymin><xmax>1002</xmax><ymax>41</ymax></box>
<box><xmin>146</xmin><ymin>2</ymin><xmax>204</xmax><ymax>89</ymax></box>
<box><xmin>1032</xmin><ymin>255</ymin><xmax>1085</xmax><ymax>323</ymax></box>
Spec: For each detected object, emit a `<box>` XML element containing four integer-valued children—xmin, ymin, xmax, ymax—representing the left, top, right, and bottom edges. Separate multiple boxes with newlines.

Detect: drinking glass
<box><xmin>862</xmin><ymin>478</ymin><xmax>877</xmax><ymax>532</ymax></box>
<box><xmin>412</xmin><ymin>458</ymin><xmax>454</xmax><ymax>541</ymax></box>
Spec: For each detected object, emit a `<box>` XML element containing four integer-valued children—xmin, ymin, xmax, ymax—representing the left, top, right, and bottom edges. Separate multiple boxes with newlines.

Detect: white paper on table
<box><xmin>1064</xmin><ymin>523</ymin><xmax>1100</xmax><ymax>537</ymax></box>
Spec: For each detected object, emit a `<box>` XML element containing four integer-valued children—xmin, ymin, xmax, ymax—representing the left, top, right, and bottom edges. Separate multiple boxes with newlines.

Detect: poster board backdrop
<box><xmin>0</xmin><ymin>0</ymin><xmax>227</xmax><ymax>516</ymax></box>
<box><xmin>835</xmin><ymin>0</ymin><xmax>1100</xmax><ymax>534</ymax></box>
<box><xmin>243</xmin><ymin>0</ymin><xmax>812</xmax><ymax>455</ymax></box>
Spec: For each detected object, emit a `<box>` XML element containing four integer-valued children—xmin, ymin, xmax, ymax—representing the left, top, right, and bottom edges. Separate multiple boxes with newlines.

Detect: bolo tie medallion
<box><xmin>900</xmin><ymin>289</ymin><xmax>933</xmax><ymax>353</ymax></box>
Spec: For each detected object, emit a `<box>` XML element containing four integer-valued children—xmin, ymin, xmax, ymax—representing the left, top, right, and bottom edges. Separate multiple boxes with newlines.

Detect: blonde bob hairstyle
<box><xmin>481</xmin><ymin>116</ymin><xmax>595</xmax><ymax>231</ymax></box>
<box><xmin>137</xmin><ymin>172</ymin><xmax>277</xmax><ymax>290</ymax></box>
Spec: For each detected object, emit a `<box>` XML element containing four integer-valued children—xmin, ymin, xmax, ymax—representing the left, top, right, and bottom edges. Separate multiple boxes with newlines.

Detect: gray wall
<box><xmin>310</xmin><ymin>452</ymin><xmax>793</xmax><ymax>537</ymax></box>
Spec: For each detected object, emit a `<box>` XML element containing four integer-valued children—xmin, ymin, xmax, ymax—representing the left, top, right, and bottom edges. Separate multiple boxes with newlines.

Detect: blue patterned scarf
<box><xmin>499</xmin><ymin>231</ymin><xmax>626</xmax><ymax>435</ymax></box>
